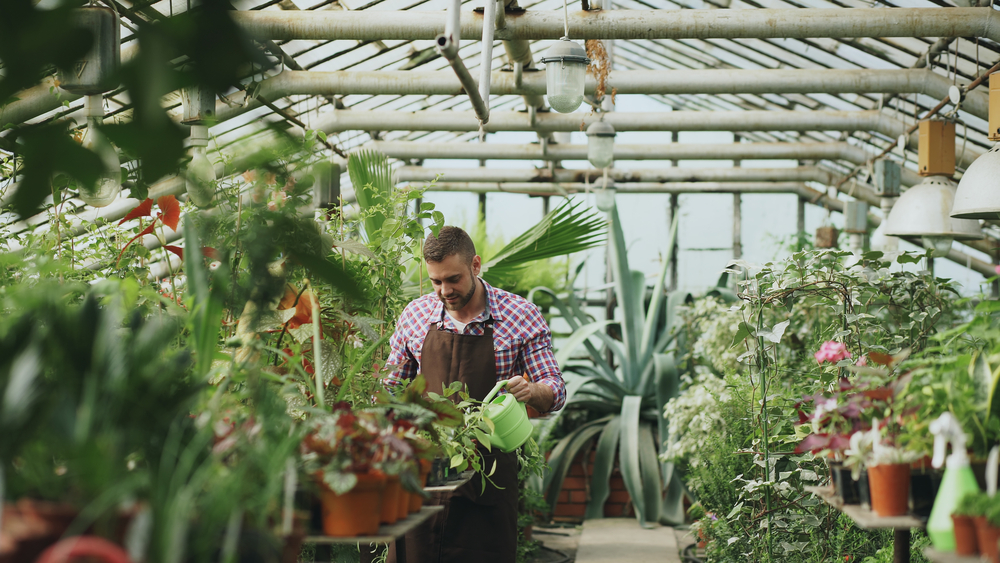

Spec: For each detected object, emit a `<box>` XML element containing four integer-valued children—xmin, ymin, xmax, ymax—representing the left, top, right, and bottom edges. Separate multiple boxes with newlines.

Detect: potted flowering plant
<box><xmin>301</xmin><ymin>405</ymin><xmax>388</xmax><ymax>537</ymax></box>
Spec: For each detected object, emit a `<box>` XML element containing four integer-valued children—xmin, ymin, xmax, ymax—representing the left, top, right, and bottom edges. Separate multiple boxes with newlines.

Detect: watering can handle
<box><xmin>482</xmin><ymin>380</ymin><xmax>509</xmax><ymax>404</ymax></box>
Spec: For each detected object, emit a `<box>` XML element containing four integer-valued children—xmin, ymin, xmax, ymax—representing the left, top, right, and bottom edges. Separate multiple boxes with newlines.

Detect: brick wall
<box><xmin>551</xmin><ymin>443</ymin><xmax>634</xmax><ymax>521</ymax></box>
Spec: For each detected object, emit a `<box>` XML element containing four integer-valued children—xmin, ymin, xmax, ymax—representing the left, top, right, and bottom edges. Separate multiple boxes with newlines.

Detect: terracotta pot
<box><xmin>867</xmin><ymin>464</ymin><xmax>911</xmax><ymax>517</ymax></box>
<box><xmin>410</xmin><ymin>459</ymin><xmax>432</xmax><ymax>513</ymax></box>
<box><xmin>380</xmin><ymin>475</ymin><xmax>401</xmax><ymax>525</ymax></box>
<box><xmin>974</xmin><ymin>516</ymin><xmax>1000</xmax><ymax>562</ymax></box>
<box><xmin>952</xmin><ymin>514</ymin><xmax>979</xmax><ymax>556</ymax></box>
<box><xmin>397</xmin><ymin>488</ymin><xmax>410</xmax><ymax>520</ymax></box>
<box><xmin>319</xmin><ymin>472</ymin><xmax>386</xmax><ymax>537</ymax></box>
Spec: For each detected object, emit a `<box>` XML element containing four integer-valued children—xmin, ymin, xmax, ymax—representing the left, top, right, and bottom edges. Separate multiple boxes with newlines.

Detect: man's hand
<box><xmin>505</xmin><ymin>375</ymin><xmax>554</xmax><ymax>413</ymax></box>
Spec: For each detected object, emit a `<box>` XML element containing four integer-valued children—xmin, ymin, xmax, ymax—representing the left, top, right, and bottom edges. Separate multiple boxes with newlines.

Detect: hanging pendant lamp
<box><xmin>952</xmin><ymin>75</ymin><xmax>1000</xmax><ymax>219</ymax></box>
<box><xmin>884</xmin><ymin>175</ymin><xmax>982</xmax><ymax>257</ymax></box>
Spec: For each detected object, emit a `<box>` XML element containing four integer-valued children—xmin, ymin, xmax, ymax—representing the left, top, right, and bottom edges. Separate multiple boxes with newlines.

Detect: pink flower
<box><xmin>855</xmin><ymin>355</ymin><xmax>867</xmax><ymax>367</ymax></box>
<box><xmin>814</xmin><ymin>341</ymin><xmax>852</xmax><ymax>364</ymax></box>
<box><xmin>994</xmin><ymin>265</ymin><xmax>1000</xmax><ymax>276</ymax></box>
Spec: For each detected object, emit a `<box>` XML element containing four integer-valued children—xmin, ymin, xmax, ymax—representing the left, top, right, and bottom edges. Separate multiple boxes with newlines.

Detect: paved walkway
<box><xmin>572</xmin><ymin>519</ymin><xmax>684</xmax><ymax>563</ymax></box>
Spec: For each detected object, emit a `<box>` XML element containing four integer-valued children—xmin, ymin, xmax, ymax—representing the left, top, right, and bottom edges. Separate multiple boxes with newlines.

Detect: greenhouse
<box><xmin>6</xmin><ymin>0</ymin><xmax>1000</xmax><ymax>562</ymax></box>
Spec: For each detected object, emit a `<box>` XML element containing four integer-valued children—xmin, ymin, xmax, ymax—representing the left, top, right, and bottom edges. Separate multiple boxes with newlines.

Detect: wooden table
<box><xmin>306</xmin><ymin>505</ymin><xmax>444</xmax><ymax>563</ymax></box>
<box><xmin>922</xmin><ymin>548</ymin><xmax>983</xmax><ymax>562</ymax></box>
<box><xmin>805</xmin><ymin>486</ymin><xmax>926</xmax><ymax>563</ymax></box>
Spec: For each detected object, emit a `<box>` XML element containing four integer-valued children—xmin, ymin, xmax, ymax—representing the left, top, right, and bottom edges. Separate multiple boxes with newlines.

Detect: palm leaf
<box><xmin>482</xmin><ymin>199</ymin><xmax>605</xmax><ymax>286</ymax></box>
<box><xmin>346</xmin><ymin>149</ymin><xmax>395</xmax><ymax>242</ymax></box>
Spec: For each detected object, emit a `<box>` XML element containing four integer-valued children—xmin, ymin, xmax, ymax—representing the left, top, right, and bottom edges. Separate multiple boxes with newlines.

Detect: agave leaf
<box><xmin>640</xmin><ymin>213</ymin><xmax>680</xmax><ymax>360</ymax></box>
<box><xmin>638</xmin><ymin>422</ymin><xmax>663</xmax><ymax>526</ymax></box>
<box><xmin>555</xmin><ymin>319</ymin><xmax>616</xmax><ymax>367</ymax></box>
<box><xmin>585</xmin><ymin>415</ymin><xmax>621</xmax><ymax>519</ymax></box>
<box><xmin>607</xmin><ymin>205</ymin><xmax>640</xmax><ymax>380</ymax></box>
<box><xmin>543</xmin><ymin>416</ymin><xmax>612</xmax><ymax>511</ymax></box>
<box><xmin>530</xmin><ymin>286</ymin><xmax>613</xmax><ymax>375</ymax></box>
<box><xmin>618</xmin><ymin>395</ymin><xmax>647</xmax><ymax>525</ymax></box>
<box><xmin>659</xmin><ymin>463</ymin><xmax>687</xmax><ymax>525</ymax></box>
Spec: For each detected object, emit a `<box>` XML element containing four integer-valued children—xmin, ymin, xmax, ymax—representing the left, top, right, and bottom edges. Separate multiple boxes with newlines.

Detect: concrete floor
<box><xmin>533</xmin><ymin>519</ymin><xmax>692</xmax><ymax>563</ymax></box>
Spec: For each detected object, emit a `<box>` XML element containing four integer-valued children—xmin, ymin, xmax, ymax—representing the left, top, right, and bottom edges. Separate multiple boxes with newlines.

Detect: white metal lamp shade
<box><xmin>884</xmin><ymin>175</ymin><xmax>983</xmax><ymax>256</ymax></box>
<box><xmin>540</xmin><ymin>38</ymin><xmax>590</xmax><ymax>114</ymax></box>
<box><xmin>586</xmin><ymin>121</ymin><xmax>616</xmax><ymax>169</ymax></box>
<box><xmin>951</xmin><ymin>143</ymin><xmax>1000</xmax><ymax>219</ymax></box>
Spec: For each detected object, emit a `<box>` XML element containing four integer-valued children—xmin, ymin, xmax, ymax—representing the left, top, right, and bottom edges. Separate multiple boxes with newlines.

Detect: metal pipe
<box><xmin>210</xmin><ymin>68</ymin><xmax>989</xmax><ymax>125</ymax></box>
<box><xmin>436</xmin><ymin>0</ymin><xmax>490</xmax><ymax>125</ymax></box>
<box><xmin>230</xmin><ymin>8</ymin><xmax>1000</xmax><ymax>43</ymax></box>
<box><xmin>396</xmin><ymin>165</ymin><xmax>838</xmax><ymax>184</ymax></box>
<box><xmin>479</xmin><ymin>0</ymin><xmax>499</xmax><ymax>123</ymax></box>
<box><xmin>319</xmin><ymin>109</ymin><xmax>983</xmax><ymax>168</ymax></box>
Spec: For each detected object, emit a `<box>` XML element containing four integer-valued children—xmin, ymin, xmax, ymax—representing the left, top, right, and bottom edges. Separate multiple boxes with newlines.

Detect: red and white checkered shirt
<box><xmin>385</xmin><ymin>278</ymin><xmax>566</xmax><ymax>412</ymax></box>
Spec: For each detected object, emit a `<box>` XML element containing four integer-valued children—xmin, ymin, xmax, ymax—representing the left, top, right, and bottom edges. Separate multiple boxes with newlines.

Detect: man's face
<box><xmin>426</xmin><ymin>253</ymin><xmax>481</xmax><ymax>311</ymax></box>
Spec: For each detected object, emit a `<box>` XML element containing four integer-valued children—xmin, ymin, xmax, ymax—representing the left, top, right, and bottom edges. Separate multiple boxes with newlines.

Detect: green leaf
<box><xmin>347</xmin><ymin>149</ymin><xmax>394</xmax><ymax>241</ymax></box>
<box><xmin>988</xmin><ymin>364</ymin><xmax>1000</xmax><ymax>425</ymax></box>
<box><xmin>542</xmin><ymin>416</ymin><xmax>612</xmax><ymax>512</ymax></box>
<box><xmin>971</xmin><ymin>351</ymin><xmax>993</xmax><ymax>405</ymax></box>
<box><xmin>618</xmin><ymin>396</ymin><xmax>647</xmax><ymax>526</ymax></box>
<box><xmin>640</xmin><ymin>212</ymin><xmax>679</xmax><ymax>360</ymax></box>
<box><xmin>481</xmin><ymin>199</ymin><xmax>605</xmax><ymax>287</ymax></box>
<box><xmin>474</xmin><ymin>428</ymin><xmax>492</xmax><ymax>452</ymax></box>
<box><xmin>554</xmin><ymin>320</ymin><xmax>616</xmax><ymax>367</ymax></box>
<box><xmin>585</xmin><ymin>416</ymin><xmax>622</xmax><ymax>519</ymax></box>
<box><xmin>638</xmin><ymin>423</ymin><xmax>663</xmax><ymax>526</ymax></box>
<box><xmin>450</xmin><ymin>454</ymin><xmax>464</xmax><ymax>468</ymax></box>
<box><xmin>731</xmin><ymin>321</ymin><xmax>754</xmax><ymax>348</ymax></box>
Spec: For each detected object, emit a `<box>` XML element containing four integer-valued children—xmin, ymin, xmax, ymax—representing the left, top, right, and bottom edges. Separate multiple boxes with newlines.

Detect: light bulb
<box><xmin>79</xmin><ymin>124</ymin><xmax>121</xmax><ymax>207</ymax></box>
<box><xmin>921</xmin><ymin>235</ymin><xmax>953</xmax><ymax>258</ymax></box>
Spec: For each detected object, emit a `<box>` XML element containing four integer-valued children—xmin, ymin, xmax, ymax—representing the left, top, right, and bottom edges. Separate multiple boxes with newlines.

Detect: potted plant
<box><xmin>953</xmin><ymin>491</ymin><xmax>988</xmax><ymax>556</ymax></box>
<box><xmin>976</xmin><ymin>497</ymin><xmax>1000</xmax><ymax>562</ymax></box>
<box><xmin>843</xmin><ymin>422</ymin><xmax>921</xmax><ymax>517</ymax></box>
<box><xmin>302</xmin><ymin>406</ymin><xmax>388</xmax><ymax>537</ymax></box>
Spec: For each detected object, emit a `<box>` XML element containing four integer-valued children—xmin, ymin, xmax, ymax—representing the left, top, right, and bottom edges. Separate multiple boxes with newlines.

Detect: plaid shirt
<box><xmin>385</xmin><ymin>279</ymin><xmax>566</xmax><ymax>412</ymax></box>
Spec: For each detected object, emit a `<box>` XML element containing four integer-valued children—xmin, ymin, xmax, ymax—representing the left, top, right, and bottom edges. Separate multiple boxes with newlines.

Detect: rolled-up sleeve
<box><xmin>517</xmin><ymin>306</ymin><xmax>566</xmax><ymax>412</ymax></box>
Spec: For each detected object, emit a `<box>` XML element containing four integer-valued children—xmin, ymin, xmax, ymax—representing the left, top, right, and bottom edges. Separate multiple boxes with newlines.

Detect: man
<box><xmin>384</xmin><ymin>226</ymin><xmax>566</xmax><ymax>563</ymax></box>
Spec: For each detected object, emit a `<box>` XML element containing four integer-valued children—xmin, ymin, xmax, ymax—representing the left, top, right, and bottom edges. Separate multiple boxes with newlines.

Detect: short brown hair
<box><xmin>423</xmin><ymin>226</ymin><xmax>476</xmax><ymax>264</ymax></box>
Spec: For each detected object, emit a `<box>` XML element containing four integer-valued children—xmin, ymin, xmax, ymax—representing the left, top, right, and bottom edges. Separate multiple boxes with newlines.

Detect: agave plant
<box><xmin>530</xmin><ymin>199</ymin><xmax>688</xmax><ymax>527</ymax></box>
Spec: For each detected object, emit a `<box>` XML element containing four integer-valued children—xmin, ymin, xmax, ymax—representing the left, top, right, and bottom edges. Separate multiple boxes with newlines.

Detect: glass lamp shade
<box><xmin>79</xmin><ymin>125</ymin><xmax>121</xmax><ymax>208</ymax></box>
<box><xmin>870</xmin><ymin>223</ymin><xmax>899</xmax><ymax>254</ymax></box>
<box><xmin>541</xmin><ymin>39</ymin><xmax>589</xmax><ymax>114</ymax></box>
<box><xmin>921</xmin><ymin>235</ymin><xmax>953</xmax><ymax>258</ymax></box>
<box><xmin>186</xmin><ymin>146</ymin><xmax>217</xmax><ymax>208</ymax></box>
<box><xmin>586</xmin><ymin>121</ymin><xmax>616</xmax><ymax>169</ymax></box>
<box><xmin>595</xmin><ymin>188</ymin><xmax>616</xmax><ymax>212</ymax></box>
<box><xmin>884</xmin><ymin>175</ymin><xmax>983</xmax><ymax>242</ymax></box>
<box><xmin>951</xmin><ymin>143</ymin><xmax>1000</xmax><ymax>219</ymax></box>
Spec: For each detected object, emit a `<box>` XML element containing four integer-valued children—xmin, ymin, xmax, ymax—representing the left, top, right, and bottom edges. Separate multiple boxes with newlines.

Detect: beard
<box><xmin>440</xmin><ymin>278</ymin><xmax>477</xmax><ymax>311</ymax></box>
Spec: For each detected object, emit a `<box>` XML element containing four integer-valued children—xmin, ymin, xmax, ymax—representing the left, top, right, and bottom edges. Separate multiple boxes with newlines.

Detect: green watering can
<box><xmin>481</xmin><ymin>380</ymin><xmax>533</xmax><ymax>453</ymax></box>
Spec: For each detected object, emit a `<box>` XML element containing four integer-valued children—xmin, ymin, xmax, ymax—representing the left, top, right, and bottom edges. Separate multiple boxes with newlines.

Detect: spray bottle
<box><xmin>927</xmin><ymin>412</ymin><xmax>981</xmax><ymax>551</ymax></box>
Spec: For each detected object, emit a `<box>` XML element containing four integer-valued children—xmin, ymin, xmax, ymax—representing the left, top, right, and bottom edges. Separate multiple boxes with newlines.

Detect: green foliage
<box><xmin>674</xmin><ymin>249</ymin><xmax>963</xmax><ymax>562</ymax></box>
<box><xmin>535</xmin><ymin>201</ymin><xmax>685</xmax><ymax>527</ymax></box>
<box><xmin>955</xmin><ymin>491</ymin><xmax>991</xmax><ymax>518</ymax></box>
<box><xmin>480</xmin><ymin>199</ymin><xmax>605</xmax><ymax>288</ymax></box>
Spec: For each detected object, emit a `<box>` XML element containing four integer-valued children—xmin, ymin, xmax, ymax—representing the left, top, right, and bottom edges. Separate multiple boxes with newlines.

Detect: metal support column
<box><xmin>797</xmin><ymin>197</ymin><xmax>806</xmax><ymax>248</ymax></box>
<box><xmin>733</xmin><ymin>193</ymin><xmax>742</xmax><ymax>260</ymax></box>
<box><xmin>669</xmin><ymin>193</ymin><xmax>679</xmax><ymax>291</ymax></box>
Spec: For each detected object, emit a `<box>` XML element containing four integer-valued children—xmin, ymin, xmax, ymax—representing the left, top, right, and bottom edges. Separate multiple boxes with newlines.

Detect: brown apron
<box><xmin>386</xmin><ymin>317</ymin><xmax>519</xmax><ymax>563</ymax></box>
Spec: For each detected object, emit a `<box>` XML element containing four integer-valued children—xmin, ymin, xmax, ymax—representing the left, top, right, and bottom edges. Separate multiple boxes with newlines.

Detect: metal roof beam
<box><xmin>231</xmin><ymin>8</ymin><xmax>1000</xmax><ymax>42</ymax></box>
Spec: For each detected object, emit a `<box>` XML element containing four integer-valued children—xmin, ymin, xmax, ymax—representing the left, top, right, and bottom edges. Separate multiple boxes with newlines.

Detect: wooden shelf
<box><xmin>305</xmin><ymin>505</ymin><xmax>444</xmax><ymax>545</ymax></box>
<box><xmin>804</xmin><ymin>486</ymin><xmax>925</xmax><ymax>530</ymax></box>
<box><xmin>424</xmin><ymin>471</ymin><xmax>474</xmax><ymax>493</ymax></box>
<box><xmin>923</xmin><ymin>548</ymin><xmax>983</xmax><ymax>562</ymax></box>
